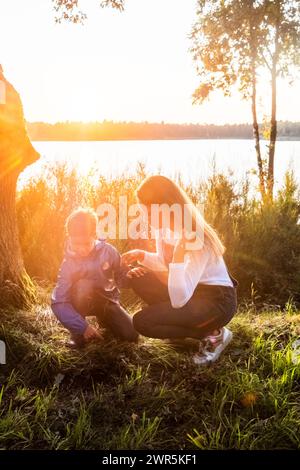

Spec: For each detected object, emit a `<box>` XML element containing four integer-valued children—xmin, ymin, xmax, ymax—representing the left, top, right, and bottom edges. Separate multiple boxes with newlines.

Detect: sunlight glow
<box><xmin>0</xmin><ymin>0</ymin><xmax>299</xmax><ymax>124</ymax></box>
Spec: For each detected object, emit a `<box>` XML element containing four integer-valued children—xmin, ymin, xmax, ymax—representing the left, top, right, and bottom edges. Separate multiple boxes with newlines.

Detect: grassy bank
<box><xmin>1</xmin><ymin>297</ymin><xmax>300</xmax><ymax>450</ymax></box>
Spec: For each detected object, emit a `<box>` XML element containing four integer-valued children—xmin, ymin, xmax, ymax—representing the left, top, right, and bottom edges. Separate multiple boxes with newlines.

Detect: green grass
<box><xmin>1</xmin><ymin>298</ymin><xmax>300</xmax><ymax>450</ymax></box>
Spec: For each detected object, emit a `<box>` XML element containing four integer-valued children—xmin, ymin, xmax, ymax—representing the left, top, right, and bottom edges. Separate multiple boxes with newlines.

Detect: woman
<box><xmin>121</xmin><ymin>175</ymin><xmax>238</xmax><ymax>365</ymax></box>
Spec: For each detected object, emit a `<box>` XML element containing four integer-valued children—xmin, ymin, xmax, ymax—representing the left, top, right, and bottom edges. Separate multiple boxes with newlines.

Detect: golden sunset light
<box><xmin>1</xmin><ymin>0</ymin><xmax>300</xmax><ymax>459</ymax></box>
<box><xmin>0</xmin><ymin>0</ymin><xmax>299</xmax><ymax>124</ymax></box>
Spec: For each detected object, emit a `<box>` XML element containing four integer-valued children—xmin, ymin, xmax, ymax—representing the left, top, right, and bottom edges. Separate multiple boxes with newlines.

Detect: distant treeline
<box><xmin>27</xmin><ymin>120</ymin><xmax>300</xmax><ymax>141</ymax></box>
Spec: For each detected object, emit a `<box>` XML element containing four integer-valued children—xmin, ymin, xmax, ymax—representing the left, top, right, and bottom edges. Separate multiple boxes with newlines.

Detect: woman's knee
<box><xmin>129</xmin><ymin>272</ymin><xmax>169</xmax><ymax>305</ymax></box>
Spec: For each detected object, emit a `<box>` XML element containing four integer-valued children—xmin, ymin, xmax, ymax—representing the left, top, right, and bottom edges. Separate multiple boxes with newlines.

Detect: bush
<box><xmin>17</xmin><ymin>164</ymin><xmax>300</xmax><ymax>306</ymax></box>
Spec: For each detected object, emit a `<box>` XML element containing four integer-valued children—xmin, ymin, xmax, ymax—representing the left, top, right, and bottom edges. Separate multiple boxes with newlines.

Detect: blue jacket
<box><xmin>51</xmin><ymin>239</ymin><xmax>127</xmax><ymax>335</ymax></box>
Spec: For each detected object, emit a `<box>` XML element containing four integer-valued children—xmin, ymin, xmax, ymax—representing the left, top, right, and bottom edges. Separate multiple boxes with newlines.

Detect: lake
<box><xmin>18</xmin><ymin>139</ymin><xmax>300</xmax><ymax>192</ymax></box>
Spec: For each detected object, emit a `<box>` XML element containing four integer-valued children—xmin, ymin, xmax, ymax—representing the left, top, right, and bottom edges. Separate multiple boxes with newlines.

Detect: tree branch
<box><xmin>261</xmin><ymin>52</ymin><xmax>272</xmax><ymax>72</ymax></box>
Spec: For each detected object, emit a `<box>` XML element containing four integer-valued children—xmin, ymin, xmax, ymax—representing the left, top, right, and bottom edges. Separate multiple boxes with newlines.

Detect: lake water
<box><xmin>18</xmin><ymin>139</ymin><xmax>300</xmax><ymax>192</ymax></box>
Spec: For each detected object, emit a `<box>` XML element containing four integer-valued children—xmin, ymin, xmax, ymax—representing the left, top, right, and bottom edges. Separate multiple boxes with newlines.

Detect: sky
<box><xmin>0</xmin><ymin>0</ymin><xmax>299</xmax><ymax>124</ymax></box>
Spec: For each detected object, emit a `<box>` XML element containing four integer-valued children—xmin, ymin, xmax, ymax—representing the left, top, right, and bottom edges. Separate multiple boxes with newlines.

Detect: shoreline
<box><xmin>30</xmin><ymin>137</ymin><xmax>300</xmax><ymax>142</ymax></box>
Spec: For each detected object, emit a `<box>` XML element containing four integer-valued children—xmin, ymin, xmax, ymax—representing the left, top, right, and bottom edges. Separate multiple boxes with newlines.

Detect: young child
<box><xmin>51</xmin><ymin>208</ymin><xmax>138</xmax><ymax>347</ymax></box>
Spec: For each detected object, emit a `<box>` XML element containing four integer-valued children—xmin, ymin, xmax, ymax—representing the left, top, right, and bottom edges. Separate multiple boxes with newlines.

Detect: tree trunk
<box><xmin>251</xmin><ymin>60</ymin><xmax>265</xmax><ymax>199</ymax></box>
<box><xmin>267</xmin><ymin>29</ymin><xmax>279</xmax><ymax>200</ymax></box>
<box><xmin>0</xmin><ymin>66</ymin><xmax>39</xmax><ymax>307</ymax></box>
<box><xmin>0</xmin><ymin>172</ymin><xmax>33</xmax><ymax>306</ymax></box>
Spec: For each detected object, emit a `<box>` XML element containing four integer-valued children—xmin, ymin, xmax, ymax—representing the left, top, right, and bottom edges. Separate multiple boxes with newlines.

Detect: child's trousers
<box><xmin>71</xmin><ymin>279</ymin><xmax>138</xmax><ymax>342</ymax></box>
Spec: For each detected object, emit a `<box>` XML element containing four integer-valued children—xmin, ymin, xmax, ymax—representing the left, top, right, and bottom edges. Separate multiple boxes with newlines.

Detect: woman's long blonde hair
<box><xmin>136</xmin><ymin>175</ymin><xmax>225</xmax><ymax>258</ymax></box>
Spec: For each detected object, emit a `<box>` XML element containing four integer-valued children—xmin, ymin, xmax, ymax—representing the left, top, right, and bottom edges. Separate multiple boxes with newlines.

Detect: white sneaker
<box><xmin>193</xmin><ymin>327</ymin><xmax>233</xmax><ymax>366</ymax></box>
<box><xmin>291</xmin><ymin>339</ymin><xmax>300</xmax><ymax>365</ymax></box>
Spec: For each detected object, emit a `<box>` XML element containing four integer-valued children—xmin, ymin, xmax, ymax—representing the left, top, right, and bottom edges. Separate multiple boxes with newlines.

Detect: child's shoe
<box><xmin>66</xmin><ymin>334</ymin><xmax>85</xmax><ymax>349</ymax></box>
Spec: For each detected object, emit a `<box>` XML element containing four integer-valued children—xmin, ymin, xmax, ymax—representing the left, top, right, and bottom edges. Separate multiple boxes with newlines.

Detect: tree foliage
<box><xmin>52</xmin><ymin>0</ymin><xmax>125</xmax><ymax>23</ymax></box>
<box><xmin>191</xmin><ymin>0</ymin><xmax>300</xmax><ymax>199</ymax></box>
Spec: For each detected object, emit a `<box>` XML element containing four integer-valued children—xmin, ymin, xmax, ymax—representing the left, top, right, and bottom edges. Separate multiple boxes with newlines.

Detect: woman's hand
<box><xmin>121</xmin><ymin>249</ymin><xmax>145</xmax><ymax>266</ymax></box>
<box><xmin>126</xmin><ymin>266</ymin><xmax>148</xmax><ymax>278</ymax></box>
<box><xmin>172</xmin><ymin>232</ymin><xmax>198</xmax><ymax>264</ymax></box>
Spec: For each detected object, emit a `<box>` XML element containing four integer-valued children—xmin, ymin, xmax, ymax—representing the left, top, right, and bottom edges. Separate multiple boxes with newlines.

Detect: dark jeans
<box><xmin>129</xmin><ymin>271</ymin><xmax>238</xmax><ymax>340</ymax></box>
<box><xmin>71</xmin><ymin>279</ymin><xmax>139</xmax><ymax>342</ymax></box>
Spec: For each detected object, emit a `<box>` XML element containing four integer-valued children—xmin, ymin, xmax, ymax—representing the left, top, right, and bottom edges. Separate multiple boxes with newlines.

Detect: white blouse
<box><xmin>139</xmin><ymin>230</ymin><xmax>233</xmax><ymax>308</ymax></box>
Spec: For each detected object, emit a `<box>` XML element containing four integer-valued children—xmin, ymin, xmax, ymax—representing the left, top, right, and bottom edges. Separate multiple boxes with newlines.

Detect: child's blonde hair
<box><xmin>66</xmin><ymin>208</ymin><xmax>98</xmax><ymax>237</ymax></box>
<box><xmin>136</xmin><ymin>175</ymin><xmax>225</xmax><ymax>258</ymax></box>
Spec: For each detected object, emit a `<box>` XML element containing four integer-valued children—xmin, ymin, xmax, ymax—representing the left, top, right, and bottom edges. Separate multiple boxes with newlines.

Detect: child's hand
<box><xmin>121</xmin><ymin>250</ymin><xmax>145</xmax><ymax>266</ymax></box>
<box><xmin>83</xmin><ymin>325</ymin><xmax>103</xmax><ymax>341</ymax></box>
<box><xmin>126</xmin><ymin>267</ymin><xmax>148</xmax><ymax>278</ymax></box>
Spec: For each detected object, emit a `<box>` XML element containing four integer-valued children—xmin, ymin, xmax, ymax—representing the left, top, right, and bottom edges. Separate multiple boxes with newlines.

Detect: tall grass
<box><xmin>16</xmin><ymin>162</ymin><xmax>300</xmax><ymax>305</ymax></box>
